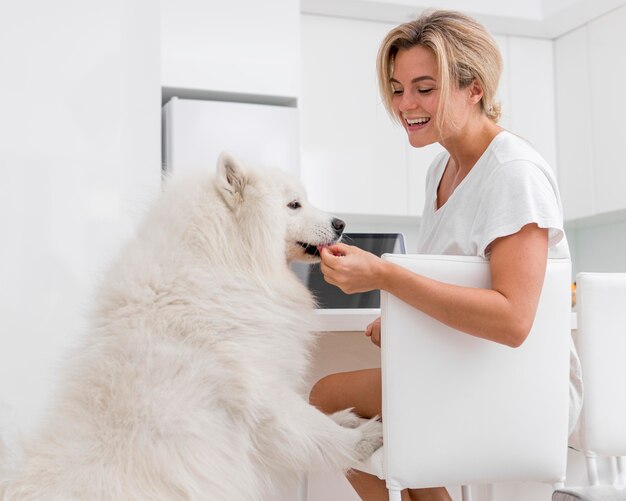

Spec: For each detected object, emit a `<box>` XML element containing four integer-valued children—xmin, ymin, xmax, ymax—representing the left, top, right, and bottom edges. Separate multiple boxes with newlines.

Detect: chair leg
<box><xmin>461</xmin><ymin>485</ymin><xmax>472</xmax><ymax>501</ymax></box>
<box><xmin>297</xmin><ymin>473</ymin><xmax>308</xmax><ymax>501</ymax></box>
<box><xmin>388</xmin><ymin>488</ymin><xmax>402</xmax><ymax>501</ymax></box>
<box><xmin>586</xmin><ymin>454</ymin><xmax>600</xmax><ymax>486</ymax></box>
<box><xmin>616</xmin><ymin>456</ymin><xmax>626</xmax><ymax>488</ymax></box>
<box><xmin>610</xmin><ymin>456</ymin><xmax>619</xmax><ymax>485</ymax></box>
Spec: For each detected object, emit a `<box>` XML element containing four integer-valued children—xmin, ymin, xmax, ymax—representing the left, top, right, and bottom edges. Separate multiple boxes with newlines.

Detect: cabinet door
<box><xmin>300</xmin><ymin>15</ymin><xmax>408</xmax><ymax>216</ymax></box>
<box><xmin>160</xmin><ymin>0</ymin><xmax>300</xmax><ymax>99</ymax></box>
<box><xmin>588</xmin><ymin>5</ymin><xmax>626</xmax><ymax>215</ymax></box>
<box><xmin>407</xmin><ymin>143</ymin><xmax>444</xmax><ymax>216</ymax></box>
<box><xmin>494</xmin><ymin>35</ymin><xmax>513</xmax><ymax>132</ymax></box>
<box><xmin>555</xmin><ymin>25</ymin><xmax>594</xmax><ymax>220</ymax></box>
<box><xmin>507</xmin><ymin>37</ymin><xmax>558</xmax><ymax>176</ymax></box>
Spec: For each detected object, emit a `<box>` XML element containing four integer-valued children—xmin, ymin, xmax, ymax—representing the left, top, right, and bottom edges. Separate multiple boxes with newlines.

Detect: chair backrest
<box><xmin>380</xmin><ymin>254</ymin><xmax>572</xmax><ymax>491</ymax></box>
<box><xmin>576</xmin><ymin>272</ymin><xmax>626</xmax><ymax>458</ymax></box>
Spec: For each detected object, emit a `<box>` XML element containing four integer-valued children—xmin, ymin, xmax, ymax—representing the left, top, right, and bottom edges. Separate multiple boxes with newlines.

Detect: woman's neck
<box><xmin>441</xmin><ymin>117</ymin><xmax>503</xmax><ymax>177</ymax></box>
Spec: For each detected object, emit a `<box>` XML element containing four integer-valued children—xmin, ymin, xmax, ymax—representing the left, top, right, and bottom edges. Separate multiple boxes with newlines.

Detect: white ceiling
<box><xmin>300</xmin><ymin>0</ymin><xmax>626</xmax><ymax>38</ymax></box>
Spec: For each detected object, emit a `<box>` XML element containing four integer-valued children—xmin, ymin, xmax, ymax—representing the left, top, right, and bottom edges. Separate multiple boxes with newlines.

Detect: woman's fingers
<box><xmin>365</xmin><ymin>318</ymin><xmax>381</xmax><ymax>347</ymax></box>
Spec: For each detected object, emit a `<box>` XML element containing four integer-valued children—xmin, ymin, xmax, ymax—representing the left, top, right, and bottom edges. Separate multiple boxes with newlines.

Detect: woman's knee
<box><xmin>309</xmin><ymin>369</ymin><xmax>382</xmax><ymax>417</ymax></box>
<box><xmin>309</xmin><ymin>373</ymin><xmax>341</xmax><ymax>414</ymax></box>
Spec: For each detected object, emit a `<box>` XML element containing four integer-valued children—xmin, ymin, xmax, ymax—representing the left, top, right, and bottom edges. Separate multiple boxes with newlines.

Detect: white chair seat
<box><xmin>553</xmin><ymin>486</ymin><xmax>626</xmax><ymax>501</ymax></box>
<box><xmin>353</xmin><ymin>445</ymin><xmax>385</xmax><ymax>479</ymax></box>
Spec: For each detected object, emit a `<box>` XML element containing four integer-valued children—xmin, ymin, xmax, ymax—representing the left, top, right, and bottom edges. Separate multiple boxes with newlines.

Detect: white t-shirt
<box><xmin>416</xmin><ymin>130</ymin><xmax>582</xmax><ymax>437</ymax></box>
<box><xmin>417</xmin><ymin>130</ymin><xmax>570</xmax><ymax>259</ymax></box>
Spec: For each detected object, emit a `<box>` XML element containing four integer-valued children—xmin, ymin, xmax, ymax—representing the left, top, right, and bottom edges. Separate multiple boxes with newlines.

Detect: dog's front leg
<box><xmin>253</xmin><ymin>392</ymin><xmax>382</xmax><ymax>472</ymax></box>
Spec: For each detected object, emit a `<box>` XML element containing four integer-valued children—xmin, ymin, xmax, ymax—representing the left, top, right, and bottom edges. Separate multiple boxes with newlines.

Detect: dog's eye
<box><xmin>287</xmin><ymin>201</ymin><xmax>301</xmax><ymax>210</ymax></box>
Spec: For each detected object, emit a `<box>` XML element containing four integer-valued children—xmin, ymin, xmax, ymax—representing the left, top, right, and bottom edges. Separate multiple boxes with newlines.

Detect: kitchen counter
<box><xmin>315</xmin><ymin>309</ymin><xmax>579</xmax><ymax>332</ymax></box>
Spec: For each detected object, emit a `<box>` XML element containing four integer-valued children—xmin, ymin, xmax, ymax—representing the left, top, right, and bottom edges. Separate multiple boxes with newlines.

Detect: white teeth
<box><xmin>406</xmin><ymin>117</ymin><xmax>429</xmax><ymax>125</ymax></box>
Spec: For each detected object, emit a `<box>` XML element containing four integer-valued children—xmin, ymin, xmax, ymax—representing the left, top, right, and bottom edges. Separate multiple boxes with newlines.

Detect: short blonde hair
<box><xmin>377</xmin><ymin>10</ymin><xmax>502</xmax><ymax>130</ymax></box>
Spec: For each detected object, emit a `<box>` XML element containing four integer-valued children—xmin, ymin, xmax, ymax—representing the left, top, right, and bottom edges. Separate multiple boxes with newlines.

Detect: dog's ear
<box><xmin>216</xmin><ymin>152</ymin><xmax>248</xmax><ymax>208</ymax></box>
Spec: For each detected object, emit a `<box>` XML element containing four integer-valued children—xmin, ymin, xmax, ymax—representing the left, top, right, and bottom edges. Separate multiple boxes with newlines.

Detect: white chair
<box><xmin>357</xmin><ymin>254</ymin><xmax>572</xmax><ymax>501</ymax></box>
<box><xmin>553</xmin><ymin>272</ymin><xmax>626</xmax><ymax>501</ymax></box>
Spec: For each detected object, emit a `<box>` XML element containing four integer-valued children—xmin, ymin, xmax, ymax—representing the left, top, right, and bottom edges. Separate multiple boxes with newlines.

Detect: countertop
<box><xmin>315</xmin><ymin>309</ymin><xmax>578</xmax><ymax>332</ymax></box>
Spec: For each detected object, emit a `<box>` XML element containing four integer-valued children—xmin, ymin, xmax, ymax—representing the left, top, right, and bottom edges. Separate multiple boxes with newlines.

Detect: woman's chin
<box><xmin>407</xmin><ymin>133</ymin><xmax>437</xmax><ymax>149</ymax></box>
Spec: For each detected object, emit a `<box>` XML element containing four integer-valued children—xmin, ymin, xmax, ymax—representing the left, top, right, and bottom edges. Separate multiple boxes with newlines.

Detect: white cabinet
<box><xmin>588</xmin><ymin>5</ymin><xmax>626</xmax><ymax>215</ymax></box>
<box><xmin>506</xmin><ymin>37</ymin><xmax>558</xmax><ymax>174</ymax></box>
<box><xmin>493</xmin><ymin>35</ymin><xmax>513</xmax><ymax>131</ymax></box>
<box><xmin>407</xmin><ymin>143</ymin><xmax>444</xmax><ymax>216</ymax></box>
<box><xmin>491</xmin><ymin>34</ymin><xmax>558</xmax><ymax>178</ymax></box>
<box><xmin>555</xmin><ymin>25</ymin><xmax>594</xmax><ymax>220</ymax></box>
<box><xmin>160</xmin><ymin>0</ymin><xmax>301</xmax><ymax>100</ymax></box>
<box><xmin>300</xmin><ymin>15</ymin><xmax>410</xmax><ymax>216</ymax></box>
<box><xmin>555</xmin><ymin>4</ymin><xmax>626</xmax><ymax>221</ymax></box>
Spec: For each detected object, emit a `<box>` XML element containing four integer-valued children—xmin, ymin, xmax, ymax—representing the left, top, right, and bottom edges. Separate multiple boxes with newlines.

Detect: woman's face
<box><xmin>390</xmin><ymin>45</ymin><xmax>471</xmax><ymax>148</ymax></box>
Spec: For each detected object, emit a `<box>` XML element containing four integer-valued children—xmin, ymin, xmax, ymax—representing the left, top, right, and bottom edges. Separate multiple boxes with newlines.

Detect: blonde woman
<box><xmin>310</xmin><ymin>10</ymin><xmax>581</xmax><ymax>501</ymax></box>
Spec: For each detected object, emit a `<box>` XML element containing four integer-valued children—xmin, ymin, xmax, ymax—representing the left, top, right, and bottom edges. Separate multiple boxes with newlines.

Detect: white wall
<box><xmin>0</xmin><ymin>0</ymin><xmax>161</xmax><ymax>436</ymax></box>
<box><xmin>567</xmin><ymin>220</ymin><xmax>626</xmax><ymax>276</ymax></box>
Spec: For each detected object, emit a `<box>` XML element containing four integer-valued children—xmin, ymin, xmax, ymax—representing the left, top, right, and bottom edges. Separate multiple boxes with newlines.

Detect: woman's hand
<box><xmin>365</xmin><ymin>317</ymin><xmax>381</xmax><ymax>347</ymax></box>
<box><xmin>319</xmin><ymin>243</ymin><xmax>386</xmax><ymax>294</ymax></box>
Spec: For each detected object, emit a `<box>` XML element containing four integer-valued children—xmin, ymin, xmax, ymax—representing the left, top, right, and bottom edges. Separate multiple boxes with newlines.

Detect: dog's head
<box><xmin>216</xmin><ymin>152</ymin><xmax>344</xmax><ymax>263</ymax></box>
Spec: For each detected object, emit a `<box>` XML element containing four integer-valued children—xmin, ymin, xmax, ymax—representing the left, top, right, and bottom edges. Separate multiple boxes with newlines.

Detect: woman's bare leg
<box><xmin>309</xmin><ymin>369</ymin><xmax>452</xmax><ymax>501</ymax></box>
<box><xmin>345</xmin><ymin>464</ymin><xmax>451</xmax><ymax>501</ymax></box>
<box><xmin>309</xmin><ymin>368</ymin><xmax>382</xmax><ymax>417</ymax></box>
<box><xmin>347</xmin><ymin>469</ymin><xmax>410</xmax><ymax>501</ymax></box>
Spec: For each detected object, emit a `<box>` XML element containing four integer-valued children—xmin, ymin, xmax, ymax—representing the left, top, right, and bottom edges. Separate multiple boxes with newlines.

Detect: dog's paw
<box><xmin>354</xmin><ymin>418</ymin><xmax>383</xmax><ymax>461</ymax></box>
<box><xmin>329</xmin><ymin>408</ymin><xmax>362</xmax><ymax>429</ymax></box>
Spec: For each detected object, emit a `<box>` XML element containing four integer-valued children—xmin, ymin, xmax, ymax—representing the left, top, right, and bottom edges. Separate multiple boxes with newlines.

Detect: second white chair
<box><xmin>553</xmin><ymin>272</ymin><xmax>626</xmax><ymax>501</ymax></box>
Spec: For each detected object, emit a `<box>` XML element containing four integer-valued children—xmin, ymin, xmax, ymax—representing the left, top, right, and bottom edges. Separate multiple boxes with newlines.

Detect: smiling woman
<box><xmin>310</xmin><ymin>9</ymin><xmax>581</xmax><ymax>501</ymax></box>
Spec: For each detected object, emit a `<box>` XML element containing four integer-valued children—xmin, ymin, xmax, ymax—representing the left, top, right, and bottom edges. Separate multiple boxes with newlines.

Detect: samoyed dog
<box><xmin>1</xmin><ymin>153</ymin><xmax>382</xmax><ymax>500</ymax></box>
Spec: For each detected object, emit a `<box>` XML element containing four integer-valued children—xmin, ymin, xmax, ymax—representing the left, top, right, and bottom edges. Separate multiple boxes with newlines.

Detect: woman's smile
<box><xmin>404</xmin><ymin>115</ymin><xmax>431</xmax><ymax>131</ymax></box>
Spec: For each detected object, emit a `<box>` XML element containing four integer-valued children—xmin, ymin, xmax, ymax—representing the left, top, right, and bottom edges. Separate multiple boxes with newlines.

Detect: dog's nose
<box><xmin>331</xmin><ymin>217</ymin><xmax>345</xmax><ymax>236</ymax></box>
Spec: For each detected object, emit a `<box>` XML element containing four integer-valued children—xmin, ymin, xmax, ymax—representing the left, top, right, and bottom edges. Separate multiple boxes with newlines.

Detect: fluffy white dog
<box><xmin>0</xmin><ymin>153</ymin><xmax>382</xmax><ymax>500</ymax></box>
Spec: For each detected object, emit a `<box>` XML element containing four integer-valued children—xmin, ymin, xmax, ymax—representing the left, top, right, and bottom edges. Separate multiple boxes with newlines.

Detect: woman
<box><xmin>309</xmin><ymin>10</ymin><xmax>581</xmax><ymax>501</ymax></box>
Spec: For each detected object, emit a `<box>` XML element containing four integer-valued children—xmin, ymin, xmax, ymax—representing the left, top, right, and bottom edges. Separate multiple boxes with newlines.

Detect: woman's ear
<box><xmin>216</xmin><ymin>151</ymin><xmax>248</xmax><ymax>208</ymax></box>
<box><xmin>468</xmin><ymin>79</ymin><xmax>484</xmax><ymax>105</ymax></box>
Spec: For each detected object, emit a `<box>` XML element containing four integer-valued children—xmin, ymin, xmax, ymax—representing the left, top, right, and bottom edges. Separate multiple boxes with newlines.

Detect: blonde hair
<box><xmin>376</xmin><ymin>10</ymin><xmax>502</xmax><ymax>131</ymax></box>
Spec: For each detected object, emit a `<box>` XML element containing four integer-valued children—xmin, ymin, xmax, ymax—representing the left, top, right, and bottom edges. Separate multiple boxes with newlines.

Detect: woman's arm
<box><xmin>320</xmin><ymin>223</ymin><xmax>548</xmax><ymax>348</ymax></box>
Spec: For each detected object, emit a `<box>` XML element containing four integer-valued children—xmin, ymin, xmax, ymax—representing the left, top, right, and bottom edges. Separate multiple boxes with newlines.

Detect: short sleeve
<box><xmin>472</xmin><ymin>160</ymin><xmax>565</xmax><ymax>258</ymax></box>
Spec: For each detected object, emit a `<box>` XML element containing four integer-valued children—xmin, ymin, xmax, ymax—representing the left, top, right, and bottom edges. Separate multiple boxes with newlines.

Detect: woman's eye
<box><xmin>392</xmin><ymin>88</ymin><xmax>403</xmax><ymax>95</ymax></box>
<box><xmin>288</xmin><ymin>201</ymin><xmax>301</xmax><ymax>210</ymax></box>
<box><xmin>418</xmin><ymin>88</ymin><xmax>434</xmax><ymax>94</ymax></box>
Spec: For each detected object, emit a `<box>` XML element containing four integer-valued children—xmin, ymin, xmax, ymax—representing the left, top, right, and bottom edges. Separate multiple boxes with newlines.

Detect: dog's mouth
<box><xmin>297</xmin><ymin>242</ymin><xmax>321</xmax><ymax>257</ymax></box>
<box><xmin>297</xmin><ymin>242</ymin><xmax>333</xmax><ymax>257</ymax></box>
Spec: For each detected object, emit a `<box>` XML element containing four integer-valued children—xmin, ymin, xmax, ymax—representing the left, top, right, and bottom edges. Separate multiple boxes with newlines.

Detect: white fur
<box><xmin>0</xmin><ymin>153</ymin><xmax>382</xmax><ymax>501</ymax></box>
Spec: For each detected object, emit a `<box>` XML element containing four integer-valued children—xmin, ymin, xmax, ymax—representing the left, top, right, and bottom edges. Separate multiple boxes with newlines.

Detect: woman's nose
<box><xmin>398</xmin><ymin>91</ymin><xmax>417</xmax><ymax>112</ymax></box>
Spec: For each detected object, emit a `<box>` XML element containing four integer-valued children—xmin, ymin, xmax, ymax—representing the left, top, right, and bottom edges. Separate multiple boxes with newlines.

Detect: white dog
<box><xmin>0</xmin><ymin>153</ymin><xmax>382</xmax><ymax>500</ymax></box>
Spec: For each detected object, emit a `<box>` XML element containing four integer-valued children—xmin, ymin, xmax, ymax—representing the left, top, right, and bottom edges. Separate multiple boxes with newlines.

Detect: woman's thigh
<box><xmin>309</xmin><ymin>368</ymin><xmax>381</xmax><ymax>419</ymax></box>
